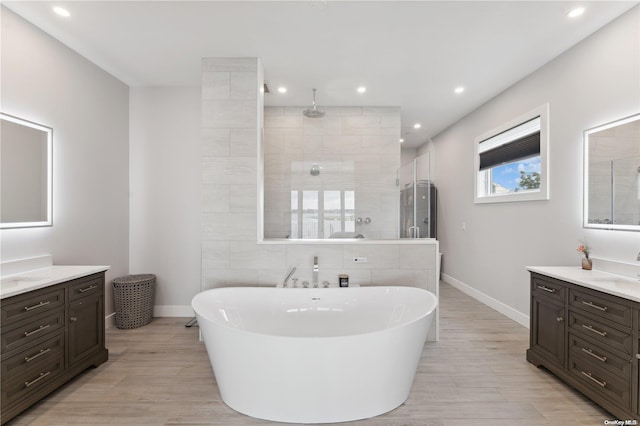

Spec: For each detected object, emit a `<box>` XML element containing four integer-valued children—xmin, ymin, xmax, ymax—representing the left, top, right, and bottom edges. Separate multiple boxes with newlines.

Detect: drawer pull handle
<box><xmin>24</xmin><ymin>348</ymin><xmax>52</xmax><ymax>363</ymax></box>
<box><xmin>581</xmin><ymin>347</ymin><xmax>607</xmax><ymax>363</ymax></box>
<box><xmin>581</xmin><ymin>371</ymin><xmax>606</xmax><ymax>387</ymax></box>
<box><xmin>24</xmin><ymin>371</ymin><xmax>51</xmax><ymax>388</ymax></box>
<box><xmin>538</xmin><ymin>285</ymin><xmax>556</xmax><ymax>293</ymax></box>
<box><xmin>78</xmin><ymin>284</ymin><xmax>98</xmax><ymax>293</ymax></box>
<box><xmin>556</xmin><ymin>317</ymin><xmax>564</xmax><ymax>322</ymax></box>
<box><xmin>582</xmin><ymin>301</ymin><xmax>608</xmax><ymax>312</ymax></box>
<box><xmin>582</xmin><ymin>324</ymin><xmax>607</xmax><ymax>337</ymax></box>
<box><xmin>24</xmin><ymin>324</ymin><xmax>50</xmax><ymax>337</ymax></box>
<box><xmin>24</xmin><ymin>301</ymin><xmax>51</xmax><ymax>311</ymax></box>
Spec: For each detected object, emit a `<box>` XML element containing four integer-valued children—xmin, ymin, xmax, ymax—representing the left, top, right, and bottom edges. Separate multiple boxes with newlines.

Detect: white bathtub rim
<box><xmin>191</xmin><ymin>286</ymin><xmax>438</xmax><ymax>340</ymax></box>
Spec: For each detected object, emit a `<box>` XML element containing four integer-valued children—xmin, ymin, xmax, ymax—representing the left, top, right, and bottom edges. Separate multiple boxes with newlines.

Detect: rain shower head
<box><xmin>302</xmin><ymin>88</ymin><xmax>325</xmax><ymax>118</ymax></box>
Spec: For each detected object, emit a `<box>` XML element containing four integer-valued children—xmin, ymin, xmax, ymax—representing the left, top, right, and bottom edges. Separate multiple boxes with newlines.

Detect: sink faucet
<box><xmin>283</xmin><ymin>267</ymin><xmax>296</xmax><ymax>288</ymax></box>
<box><xmin>313</xmin><ymin>256</ymin><xmax>319</xmax><ymax>285</ymax></box>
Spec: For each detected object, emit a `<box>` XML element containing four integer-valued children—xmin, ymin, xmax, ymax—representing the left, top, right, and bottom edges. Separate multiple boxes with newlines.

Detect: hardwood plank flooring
<box><xmin>7</xmin><ymin>283</ymin><xmax>613</xmax><ymax>425</ymax></box>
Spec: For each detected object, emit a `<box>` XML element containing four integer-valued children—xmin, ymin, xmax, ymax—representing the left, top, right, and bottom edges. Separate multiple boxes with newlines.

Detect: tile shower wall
<box><xmin>201</xmin><ymin>58</ymin><xmax>438</xmax><ymax>341</ymax></box>
<box><xmin>263</xmin><ymin>107</ymin><xmax>401</xmax><ymax>239</ymax></box>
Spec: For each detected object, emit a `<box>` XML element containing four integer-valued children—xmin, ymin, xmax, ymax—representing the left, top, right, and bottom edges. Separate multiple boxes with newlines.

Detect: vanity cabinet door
<box><xmin>531</xmin><ymin>295</ymin><xmax>566</xmax><ymax>367</ymax></box>
<box><xmin>68</xmin><ymin>291</ymin><xmax>104</xmax><ymax>367</ymax></box>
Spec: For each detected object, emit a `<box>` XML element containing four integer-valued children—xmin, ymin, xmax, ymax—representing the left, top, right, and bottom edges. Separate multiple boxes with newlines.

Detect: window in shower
<box><xmin>290</xmin><ymin>190</ymin><xmax>355</xmax><ymax>238</ymax></box>
<box><xmin>475</xmin><ymin>104</ymin><xmax>549</xmax><ymax>203</ymax></box>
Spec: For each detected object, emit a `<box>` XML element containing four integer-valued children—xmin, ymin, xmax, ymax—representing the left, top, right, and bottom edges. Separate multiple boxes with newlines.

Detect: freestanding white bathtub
<box><xmin>191</xmin><ymin>286</ymin><xmax>438</xmax><ymax>424</ymax></box>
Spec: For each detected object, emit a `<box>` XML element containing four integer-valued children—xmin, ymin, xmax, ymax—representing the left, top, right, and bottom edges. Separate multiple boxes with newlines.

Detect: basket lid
<box><xmin>112</xmin><ymin>274</ymin><xmax>156</xmax><ymax>284</ymax></box>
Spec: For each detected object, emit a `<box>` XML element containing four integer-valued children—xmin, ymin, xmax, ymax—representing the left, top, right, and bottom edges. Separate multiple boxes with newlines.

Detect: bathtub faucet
<box><xmin>313</xmin><ymin>256</ymin><xmax>319</xmax><ymax>286</ymax></box>
<box><xmin>283</xmin><ymin>267</ymin><xmax>296</xmax><ymax>288</ymax></box>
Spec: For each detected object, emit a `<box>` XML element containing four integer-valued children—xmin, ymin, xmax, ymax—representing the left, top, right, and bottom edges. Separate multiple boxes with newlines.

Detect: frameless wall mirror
<box><xmin>584</xmin><ymin>113</ymin><xmax>640</xmax><ymax>231</ymax></box>
<box><xmin>1</xmin><ymin>113</ymin><xmax>53</xmax><ymax>229</ymax></box>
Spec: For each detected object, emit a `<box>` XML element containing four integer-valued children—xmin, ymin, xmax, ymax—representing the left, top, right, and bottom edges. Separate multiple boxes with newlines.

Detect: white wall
<box><xmin>129</xmin><ymin>87</ymin><xmax>202</xmax><ymax>316</ymax></box>
<box><xmin>0</xmin><ymin>7</ymin><xmax>130</xmax><ymax>315</ymax></box>
<box><xmin>422</xmin><ymin>6</ymin><xmax>640</xmax><ymax>324</ymax></box>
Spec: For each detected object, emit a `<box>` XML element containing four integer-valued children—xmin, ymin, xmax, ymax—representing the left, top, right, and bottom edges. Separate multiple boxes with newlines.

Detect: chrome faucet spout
<box><xmin>283</xmin><ymin>267</ymin><xmax>296</xmax><ymax>288</ymax></box>
<box><xmin>313</xmin><ymin>256</ymin><xmax>319</xmax><ymax>285</ymax></box>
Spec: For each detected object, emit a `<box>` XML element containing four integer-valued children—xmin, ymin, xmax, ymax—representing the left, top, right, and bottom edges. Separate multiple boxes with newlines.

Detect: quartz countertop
<box><xmin>527</xmin><ymin>266</ymin><xmax>640</xmax><ymax>303</ymax></box>
<box><xmin>0</xmin><ymin>265</ymin><xmax>110</xmax><ymax>299</ymax></box>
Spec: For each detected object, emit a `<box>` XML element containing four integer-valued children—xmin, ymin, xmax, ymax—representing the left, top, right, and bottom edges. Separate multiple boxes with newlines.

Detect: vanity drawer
<box><xmin>568</xmin><ymin>333</ymin><xmax>631</xmax><ymax>380</ymax></box>
<box><xmin>569</xmin><ymin>288</ymin><xmax>632</xmax><ymax>328</ymax></box>
<box><xmin>1</xmin><ymin>310</ymin><xmax>65</xmax><ymax>355</ymax></box>
<box><xmin>1</xmin><ymin>287</ymin><xmax>65</xmax><ymax>327</ymax></box>
<box><xmin>1</xmin><ymin>354</ymin><xmax>65</xmax><ymax>408</ymax></box>
<box><xmin>1</xmin><ymin>332</ymin><xmax>65</xmax><ymax>383</ymax></box>
<box><xmin>531</xmin><ymin>275</ymin><xmax>566</xmax><ymax>303</ymax></box>
<box><xmin>69</xmin><ymin>274</ymin><xmax>103</xmax><ymax>302</ymax></box>
<box><xmin>568</xmin><ymin>312</ymin><xmax>632</xmax><ymax>355</ymax></box>
<box><xmin>568</xmin><ymin>351</ymin><xmax>631</xmax><ymax>410</ymax></box>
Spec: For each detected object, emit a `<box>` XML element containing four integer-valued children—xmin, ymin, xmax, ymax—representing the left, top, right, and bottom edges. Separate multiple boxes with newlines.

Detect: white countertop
<box><xmin>527</xmin><ymin>266</ymin><xmax>640</xmax><ymax>303</ymax></box>
<box><xmin>0</xmin><ymin>265</ymin><xmax>110</xmax><ymax>299</ymax></box>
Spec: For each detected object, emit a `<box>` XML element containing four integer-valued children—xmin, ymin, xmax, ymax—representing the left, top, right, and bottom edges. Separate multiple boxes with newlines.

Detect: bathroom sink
<box><xmin>1</xmin><ymin>276</ymin><xmax>44</xmax><ymax>285</ymax></box>
<box><xmin>590</xmin><ymin>276</ymin><xmax>639</xmax><ymax>286</ymax></box>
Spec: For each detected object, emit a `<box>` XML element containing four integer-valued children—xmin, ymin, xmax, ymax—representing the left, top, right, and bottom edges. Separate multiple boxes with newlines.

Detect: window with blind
<box><xmin>474</xmin><ymin>104</ymin><xmax>549</xmax><ymax>203</ymax></box>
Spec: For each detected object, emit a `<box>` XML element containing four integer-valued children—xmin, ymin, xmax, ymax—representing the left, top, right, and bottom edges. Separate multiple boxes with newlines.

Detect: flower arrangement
<box><xmin>576</xmin><ymin>242</ymin><xmax>590</xmax><ymax>259</ymax></box>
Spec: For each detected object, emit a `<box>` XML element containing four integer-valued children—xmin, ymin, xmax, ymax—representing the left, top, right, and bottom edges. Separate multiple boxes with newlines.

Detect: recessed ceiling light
<box><xmin>277</xmin><ymin>87</ymin><xmax>287</xmax><ymax>94</ymax></box>
<box><xmin>399</xmin><ymin>138</ymin><xmax>404</xmax><ymax>143</ymax></box>
<box><xmin>53</xmin><ymin>6</ymin><xmax>70</xmax><ymax>17</ymax></box>
<box><xmin>567</xmin><ymin>7</ymin><xmax>585</xmax><ymax>18</ymax></box>
<box><xmin>357</xmin><ymin>86</ymin><xmax>367</xmax><ymax>94</ymax></box>
<box><xmin>454</xmin><ymin>86</ymin><xmax>465</xmax><ymax>94</ymax></box>
<box><xmin>413</xmin><ymin>123</ymin><xmax>421</xmax><ymax>129</ymax></box>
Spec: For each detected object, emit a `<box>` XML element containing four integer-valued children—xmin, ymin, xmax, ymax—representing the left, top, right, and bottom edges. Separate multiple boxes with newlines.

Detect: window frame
<box><xmin>474</xmin><ymin>103</ymin><xmax>550</xmax><ymax>204</ymax></box>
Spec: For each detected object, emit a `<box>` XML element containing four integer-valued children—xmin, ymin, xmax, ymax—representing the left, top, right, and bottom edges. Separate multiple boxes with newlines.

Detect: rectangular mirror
<box><xmin>1</xmin><ymin>113</ymin><xmax>53</xmax><ymax>229</ymax></box>
<box><xmin>584</xmin><ymin>112</ymin><xmax>640</xmax><ymax>231</ymax></box>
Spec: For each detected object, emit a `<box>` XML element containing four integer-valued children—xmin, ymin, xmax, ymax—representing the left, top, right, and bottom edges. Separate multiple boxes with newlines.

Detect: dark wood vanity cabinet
<box><xmin>527</xmin><ymin>272</ymin><xmax>637</xmax><ymax>421</ymax></box>
<box><xmin>0</xmin><ymin>273</ymin><xmax>108</xmax><ymax>424</ymax></box>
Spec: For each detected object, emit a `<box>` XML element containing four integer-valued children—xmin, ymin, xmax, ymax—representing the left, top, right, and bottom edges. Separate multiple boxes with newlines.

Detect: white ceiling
<box><xmin>4</xmin><ymin>1</ymin><xmax>638</xmax><ymax>147</ymax></box>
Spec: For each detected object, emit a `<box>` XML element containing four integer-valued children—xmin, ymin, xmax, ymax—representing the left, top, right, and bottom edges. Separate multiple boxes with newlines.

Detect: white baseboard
<box><xmin>153</xmin><ymin>305</ymin><xmax>194</xmax><ymax>317</ymax></box>
<box><xmin>441</xmin><ymin>273</ymin><xmax>529</xmax><ymax>328</ymax></box>
<box><xmin>105</xmin><ymin>312</ymin><xmax>116</xmax><ymax>329</ymax></box>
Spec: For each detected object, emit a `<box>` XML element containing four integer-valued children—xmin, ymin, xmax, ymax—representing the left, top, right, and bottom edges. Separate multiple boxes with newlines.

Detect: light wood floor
<box><xmin>9</xmin><ymin>283</ymin><xmax>611</xmax><ymax>425</ymax></box>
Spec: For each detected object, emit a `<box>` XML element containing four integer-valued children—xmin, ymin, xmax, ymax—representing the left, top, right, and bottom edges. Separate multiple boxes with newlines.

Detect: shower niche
<box><xmin>399</xmin><ymin>153</ymin><xmax>437</xmax><ymax>239</ymax></box>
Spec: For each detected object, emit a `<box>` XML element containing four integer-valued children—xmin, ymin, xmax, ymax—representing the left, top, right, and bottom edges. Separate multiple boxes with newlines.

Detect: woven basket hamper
<box><xmin>112</xmin><ymin>274</ymin><xmax>156</xmax><ymax>329</ymax></box>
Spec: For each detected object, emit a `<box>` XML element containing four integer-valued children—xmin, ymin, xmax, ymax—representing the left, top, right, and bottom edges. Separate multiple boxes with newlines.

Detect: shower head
<box><xmin>302</xmin><ymin>88</ymin><xmax>325</xmax><ymax>118</ymax></box>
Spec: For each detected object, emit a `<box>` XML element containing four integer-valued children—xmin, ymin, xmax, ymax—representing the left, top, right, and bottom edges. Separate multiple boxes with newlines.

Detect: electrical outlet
<box><xmin>353</xmin><ymin>257</ymin><xmax>367</xmax><ymax>263</ymax></box>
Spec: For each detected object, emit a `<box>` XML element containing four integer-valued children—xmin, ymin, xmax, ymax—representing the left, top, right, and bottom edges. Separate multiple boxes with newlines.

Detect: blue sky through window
<box><xmin>491</xmin><ymin>156</ymin><xmax>541</xmax><ymax>192</ymax></box>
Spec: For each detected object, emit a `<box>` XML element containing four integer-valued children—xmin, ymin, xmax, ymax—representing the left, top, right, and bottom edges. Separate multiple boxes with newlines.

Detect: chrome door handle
<box><xmin>78</xmin><ymin>285</ymin><xmax>98</xmax><ymax>293</ymax></box>
<box><xmin>24</xmin><ymin>348</ymin><xmax>51</xmax><ymax>363</ymax></box>
<box><xmin>582</xmin><ymin>324</ymin><xmax>607</xmax><ymax>337</ymax></box>
<box><xmin>581</xmin><ymin>371</ymin><xmax>606</xmax><ymax>387</ymax></box>
<box><xmin>538</xmin><ymin>285</ymin><xmax>556</xmax><ymax>293</ymax></box>
<box><xmin>24</xmin><ymin>324</ymin><xmax>50</xmax><ymax>337</ymax></box>
<box><xmin>24</xmin><ymin>371</ymin><xmax>51</xmax><ymax>388</ymax></box>
<box><xmin>24</xmin><ymin>301</ymin><xmax>51</xmax><ymax>311</ymax></box>
<box><xmin>582</xmin><ymin>300</ymin><xmax>607</xmax><ymax>312</ymax></box>
<box><xmin>581</xmin><ymin>347</ymin><xmax>607</xmax><ymax>363</ymax></box>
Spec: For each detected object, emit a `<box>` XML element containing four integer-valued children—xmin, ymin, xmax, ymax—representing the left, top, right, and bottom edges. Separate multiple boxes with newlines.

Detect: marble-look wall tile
<box><xmin>202</xmin><ymin>128</ymin><xmax>230</xmax><ymax>156</ymax></box>
<box><xmin>201</xmin><ymin>241</ymin><xmax>230</xmax><ymax>270</ymax></box>
<box><xmin>285</xmin><ymin>245</ymin><xmax>345</xmax><ymax>270</ymax></box>
<box><xmin>202</xmin><ymin>100</ymin><xmax>258</xmax><ymax>128</ymax></box>
<box><xmin>201</xmin><ymin>269</ymin><xmax>259</xmax><ymax>290</ymax></box>
<box><xmin>230</xmin><ymin>72</ymin><xmax>258</xmax><ymax>100</ymax></box>
<box><xmin>202</xmin><ymin>72</ymin><xmax>230</xmax><ymax>100</ymax></box>
<box><xmin>229</xmin><ymin>242</ymin><xmax>287</xmax><ymax>270</ymax></box>
<box><xmin>202</xmin><ymin>184</ymin><xmax>230</xmax><ymax>212</ymax></box>
<box><xmin>202</xmin><ymin>58</ymin><xmax>257</xmax><ymax>72</ymax></box>
<box><xmin>202</xmin><ymin>212</ymin><xmax>256</xmax><ymax>240</ymax></box>
<box><xmin>230</xmin><ymin>129</ymin><xmax>257</xmax><ymax>156</ymax></box>
<box><xmin>343</xmin><ymin>245</ymin><xmax>400</xmax><ymax>270</ymax></box>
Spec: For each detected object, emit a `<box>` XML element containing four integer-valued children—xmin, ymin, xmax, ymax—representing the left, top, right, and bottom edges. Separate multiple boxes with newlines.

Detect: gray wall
<box><xmin>422</xmin><ymin>6</ymin><xmax>640</xmax><ymax>323</ymax></box>
<box><xmin>0</xmin><ymin>7</ymin><xmax>130</xmax><ymax>316</ymax></box>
